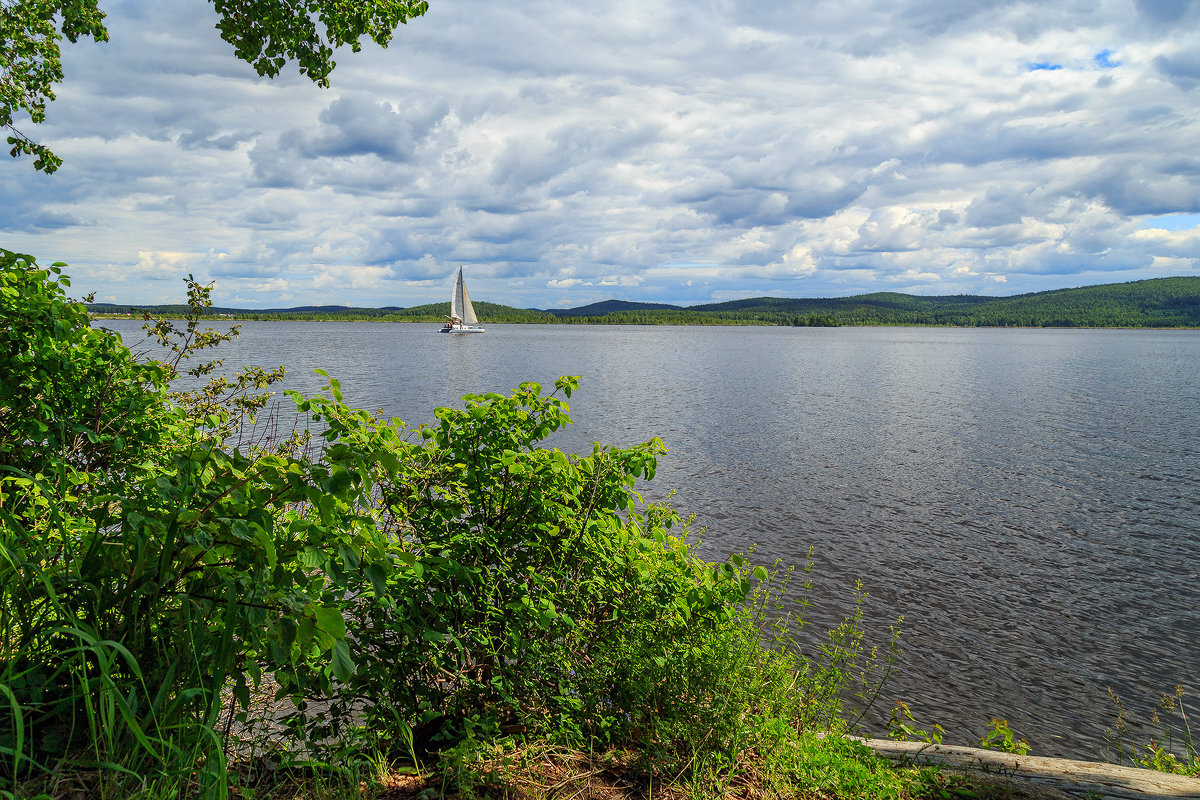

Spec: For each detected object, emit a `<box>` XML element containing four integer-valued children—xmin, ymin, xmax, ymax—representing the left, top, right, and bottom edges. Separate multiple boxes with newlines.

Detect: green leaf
<box><xmin>255</xmin><ymin>526</ymin><xmax>278</xmax><ymax>569</ymax></box>
<box><xmin>314</xmin><ymin>606</ymin><xmax>346</xmax><ymax>641</ymax></box>
<box><xmin>396</xmin><ymin>550</ymin><xmax>423</xmax><ymax>577</ymax></box>
<box><xmin>331</xmin><ymin>639</ymin><xmax>355</xmax><ymax>682</ymax></box>
<box><xmin>299</xmin><ymin>546</ymin><xmax>324</xmax><ymax>568</ymax></box>
<box><xmin>367</xmin><ymin>562</ymin><xmax>388</xmax><ymax>597</ymax></box>
<box><xmin>231</xmin><ymin>518</ymin><xmax>250</xmax><ymax>540</ymax></box>
<box><xmin>279</xmin><ymin>617</ymin><xmax>297</xmax><ymax>650</ymax></box>
<box><xmin>297</xmin><ymin>617</ymin><xmax>316</xmax><ymax>650</ymax></box>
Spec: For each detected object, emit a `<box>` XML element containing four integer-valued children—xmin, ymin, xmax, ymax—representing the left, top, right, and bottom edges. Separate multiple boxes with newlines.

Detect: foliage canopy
<box><xmin>2</xmin><ymin>0</ymin><xmax>430</xmax><ymax>172</ymax></box>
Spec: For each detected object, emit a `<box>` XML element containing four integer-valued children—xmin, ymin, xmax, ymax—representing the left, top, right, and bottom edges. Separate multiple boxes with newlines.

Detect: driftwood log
<box><xmin>860</xmin><ymin>738</ymin><xmax>1200</xmax><ymax>800</ymax></box>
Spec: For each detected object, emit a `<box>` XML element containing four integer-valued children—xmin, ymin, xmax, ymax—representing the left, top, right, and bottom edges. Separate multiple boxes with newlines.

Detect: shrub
<box><xmin>1</xmin><ymin>251</ymin><xmax>898</xmax><ymax>798</ymax></box>
<box><xmin>1</xmin><ymin>250</ymin><xmax>406</xmax><ymax>792</ymax></box>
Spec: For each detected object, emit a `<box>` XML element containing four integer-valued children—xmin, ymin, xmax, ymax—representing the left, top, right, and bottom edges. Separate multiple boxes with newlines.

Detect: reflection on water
<box><xmin>100</xmin><ymin>320</ymin><xmax>1200</xmax><ymax>759</ymax></box>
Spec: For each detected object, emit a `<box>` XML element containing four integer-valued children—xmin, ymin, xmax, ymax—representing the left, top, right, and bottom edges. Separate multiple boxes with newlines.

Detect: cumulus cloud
<box><xmin>4</xmin><ymin>0</ymin><xmax>1200</xmax><ymax>306</ymax></box>
<box><xmin>1154</xmin><ymin>51</ymin><xmax>1200</xmax><ymax>89</ymax></box>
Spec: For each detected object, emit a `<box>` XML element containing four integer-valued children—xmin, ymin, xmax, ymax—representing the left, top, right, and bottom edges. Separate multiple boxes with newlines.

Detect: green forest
<box><xmin>89</xmin><ymin>276</ymin><xmax>1200</xmax><ymax>328</ymax></box>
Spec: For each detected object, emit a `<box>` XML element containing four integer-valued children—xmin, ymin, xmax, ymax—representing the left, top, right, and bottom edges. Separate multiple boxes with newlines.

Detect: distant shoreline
<box><xmin>90</xmin><ymin>314</ymin><xmax>1200</xmax><ymax>330</ymax></box>
<box><xmin>87</xmin><ymin>274</ymin><xmax>1200</xmax><ymax>329</ymax></box>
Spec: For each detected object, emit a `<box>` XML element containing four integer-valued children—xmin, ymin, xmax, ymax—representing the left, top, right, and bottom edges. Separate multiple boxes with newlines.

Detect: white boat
<box><xmin>439</xmin><ymin>267</ymin><xmax>485</xmax><ymax>334</ymax></box>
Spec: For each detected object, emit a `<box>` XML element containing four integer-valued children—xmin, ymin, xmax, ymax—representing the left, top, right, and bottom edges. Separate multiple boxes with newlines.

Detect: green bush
<box><xmin>1</xmin><ymin>250</ymin><xmax>898</xmax><ymax>798</ymax></box>
<box><xmin>1</xmin><ymin>249</ymin><xmax>408</xmax><ymax>793</ymax></box>
<box><xmin>270</xmin><ymin>371</ymin><xmax>778</xmax><ymax>759</ymax></box>
<box><xmin>0</xmin><ymin>250</ymin><xmax>177</xmax><ymax>485</ymax></box>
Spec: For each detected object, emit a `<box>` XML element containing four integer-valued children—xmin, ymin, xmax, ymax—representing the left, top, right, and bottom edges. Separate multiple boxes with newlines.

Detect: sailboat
<box><xmin>439</xmin><ymin>267</ymin><xmax>485</xmax><ymax>334</ymax></box>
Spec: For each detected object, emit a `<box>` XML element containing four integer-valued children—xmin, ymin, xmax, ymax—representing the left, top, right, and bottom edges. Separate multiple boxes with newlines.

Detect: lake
<box><xmin>103</xmin><ymin>319</ymin><xmax>1200</xmax><ymax>760</ymax></box>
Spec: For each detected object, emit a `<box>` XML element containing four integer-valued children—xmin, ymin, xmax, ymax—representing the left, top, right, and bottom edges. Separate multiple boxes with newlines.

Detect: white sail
<box><xmin>450</xmin><ymin>267</ymin><xmax>479</xmax><ymax>324</ymax></box>
<box><xmin>459</xmin><ymin>272</ymin><xmax>478</xmax><ymax>324</ymax></box>
<box><xmin>442</xmin><ymin>267</ymin><xmax>483</xmax><ymax>332</ymax></box>
<box><xmin>450</xmin><ymin>268</ymin><xmax>464</xmax><ymax>320</ymax></box>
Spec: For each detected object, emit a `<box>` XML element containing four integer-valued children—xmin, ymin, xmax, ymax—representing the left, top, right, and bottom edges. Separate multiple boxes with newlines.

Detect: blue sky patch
<box><xmin>1137</xmin><ymin>213</ymin><xmax>1200</xmax><ymax>231</ymax></box>
<box><xmin>1028</xmin><ymin>62</ymin><xmax>1063</xmax><ymax>71</ymax></box>
<box><xmin>1094</xmin><ymin>49</ymin><xmax>1120</xmax><ymax>68</ymax></box>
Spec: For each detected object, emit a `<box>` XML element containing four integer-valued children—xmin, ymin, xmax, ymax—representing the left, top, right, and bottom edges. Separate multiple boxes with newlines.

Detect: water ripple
<box><xmin>98</xmin><ymin>320</ymin><xmax>1200</xmax><ymax>759</ymax></box>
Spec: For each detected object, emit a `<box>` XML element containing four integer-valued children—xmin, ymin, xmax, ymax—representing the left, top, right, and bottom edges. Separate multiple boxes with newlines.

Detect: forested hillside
<box><xmin>546</xmin><ymin>299</ymin><xmax>684</xmax><ymax>317</ymax></box>
<box><xmin>90</xmin><ymin>300</ymin><xmax>557</xmax><ymax>324</ymax></box>
<box><xmin>564</xmin><ymin>277</ymin><xmax>1200</xmax><ymax>327</ymax></box>
<box><xmin>89</xmin><ymin>276</ymin><xmax>1200</xmax><ymax>328</ymax></box>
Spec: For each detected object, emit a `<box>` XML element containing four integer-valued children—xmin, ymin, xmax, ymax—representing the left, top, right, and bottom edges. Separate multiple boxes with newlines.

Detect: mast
<box><xmin>450</xmin><ymin>267</ymin><xmax>465</xmax><ymax>321</ymax></box>
<box><xmin>459</xmin><ymin>269</ymin><xmax>478</xmax><ymax>324</ymax></box>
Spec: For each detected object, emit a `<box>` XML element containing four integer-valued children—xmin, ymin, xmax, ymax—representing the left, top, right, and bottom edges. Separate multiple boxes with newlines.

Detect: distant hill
<box><xmin>544</xmin><ymin>299</ymin><xmax>683</xmax><ymax>317</ymax></box>
<box><xmin>88</xmin><ymin>276</ymin><xmax>1200</xmax><ymax>328</ymax></box>
<box><xmin>560</xmin><ymin>277</ymin><xmax>1200</xmax><ymax>327</ymax></box>
<box><xmin>88</xmin><ymin>302</ymin><xmax>407</xmax><ymax>317</ymax></box>
<box><xmin>688</xmin><ymin>292</ymin><xmax>991</xmax><ymax>314</ymax></box>
<box><xmin>668</xmin><ymin>278</ymin><xmax>1200</xmax><ymax>327</ymax></box>
<box><xmin>89</xmin><ymin>300</ymin><xmax>556</xmax><ymax>324</ymax></box>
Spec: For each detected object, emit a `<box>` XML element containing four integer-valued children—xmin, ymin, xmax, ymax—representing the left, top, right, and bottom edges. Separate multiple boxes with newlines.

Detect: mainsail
<box><xmin>450</xmin><ymin>267</ymin><xmax>478</xmax><ymax>324</ymax></box>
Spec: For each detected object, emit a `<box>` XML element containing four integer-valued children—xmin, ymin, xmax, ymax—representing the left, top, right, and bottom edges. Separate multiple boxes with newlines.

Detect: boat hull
<box><xmin>439</xmin><ymin>325</ymin><xmax>485</xmax><ymax>334</ymax></box>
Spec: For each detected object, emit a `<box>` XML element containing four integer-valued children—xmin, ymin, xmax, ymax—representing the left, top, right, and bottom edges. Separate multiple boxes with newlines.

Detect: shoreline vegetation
<box><xmin>87</xmin><ymin>276</ymin><xmax>1200</xmax><ymax>329</ymax></box>
<box><xmin>5</xmin><ymin>247</ymin><xmax>1198</xmax><ymax>800</ymax></box>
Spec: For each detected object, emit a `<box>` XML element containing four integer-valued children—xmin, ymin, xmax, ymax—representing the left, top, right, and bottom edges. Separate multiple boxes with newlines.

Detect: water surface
<box><xmin>104</xmin><ymin>320</ymin><xmax>1200</xmax><ymax>758</ymax></box>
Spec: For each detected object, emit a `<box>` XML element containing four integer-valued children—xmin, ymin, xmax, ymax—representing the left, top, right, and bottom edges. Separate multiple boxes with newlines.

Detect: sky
<box><xmin>4</xmin><ymin>0</ymin><xmax>1200</xmax><ymax>309</ymax></box>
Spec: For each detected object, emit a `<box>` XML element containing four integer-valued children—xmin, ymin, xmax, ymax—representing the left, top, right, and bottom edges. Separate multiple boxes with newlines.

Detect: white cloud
<box><xmin>4</xmin><ymin>0</ymin><xmax>1200</xmax><ymax>306</ymax></box>
<box><xmin>768</xmin><ymin>245</ymin><xmax>818</xmax><ymax>277</ymax></box>
<box><xmin>134</xmin><ymin>250</ymin><xmax>195</xmax><ymax>275</ymax></box>
<box><xmin>312</xmin><ymin>265</ymin><xmax>393</xmax><ymax>291</ymax></box>
<box><xmin>245</xmin><ymin>277</ymin><xmax>292</xmax><ymax>294</ymax></box>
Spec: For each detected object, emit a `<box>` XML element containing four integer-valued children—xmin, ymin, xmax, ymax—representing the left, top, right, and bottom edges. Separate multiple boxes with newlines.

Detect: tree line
<box><xmin>89</xmin><ymin>276</ymin><xmax>1200</xmax><ymax>328</ymax></box>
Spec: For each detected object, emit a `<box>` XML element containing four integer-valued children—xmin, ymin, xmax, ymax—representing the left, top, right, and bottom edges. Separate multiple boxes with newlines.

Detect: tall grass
<box><xmin>0</xmin><ymin>504</ymin><xmax>230</xmax><ymax>799</ymax></box>
<box><xmin>1103</xmin><ymin>686</ymin><xmax>1199</xmax><ymax>777</ymax></box>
